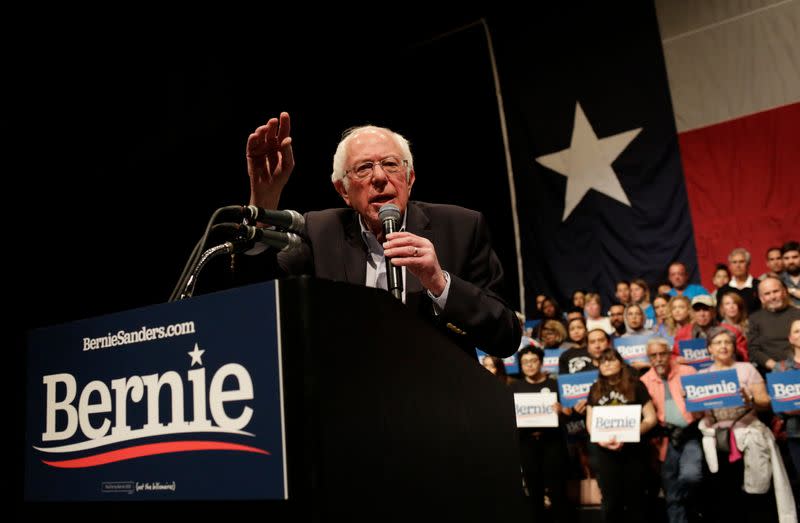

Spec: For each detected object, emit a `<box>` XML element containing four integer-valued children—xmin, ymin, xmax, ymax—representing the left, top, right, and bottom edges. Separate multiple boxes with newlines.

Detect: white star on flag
<box><xmin>535</xmin><ymin>101</ymin><xmax>642</xmax><ymax>221</ymax></box>
<box><xmin>188</xmin><ymin>343</ymin><xmax>205</xmax><ymax>367</ymax></box>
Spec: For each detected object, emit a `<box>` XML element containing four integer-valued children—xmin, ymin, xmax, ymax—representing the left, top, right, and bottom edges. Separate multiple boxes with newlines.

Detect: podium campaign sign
<box><xmin>25</xmin><ymin>282</ymin><xmax>287</xmax><ymax>501</ymax></box>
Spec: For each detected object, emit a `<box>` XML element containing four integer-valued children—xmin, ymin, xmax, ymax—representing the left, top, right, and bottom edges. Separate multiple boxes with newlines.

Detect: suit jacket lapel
<box><xmin>342</xmin><ymin>212</ymin><xmax>368</xmax><ymax>285</ymax></box>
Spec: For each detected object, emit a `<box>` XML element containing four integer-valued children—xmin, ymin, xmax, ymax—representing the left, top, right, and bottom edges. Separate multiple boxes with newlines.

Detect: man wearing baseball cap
<box><xmin>671</xmin><ymin>294</ymin><xmax>748</xmax><ymax>362</ymax></box>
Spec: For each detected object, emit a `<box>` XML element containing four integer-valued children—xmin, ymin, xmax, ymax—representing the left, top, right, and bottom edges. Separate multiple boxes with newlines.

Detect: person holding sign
<box><xmin>697</xmin><ymin>327</ymin><xmax>785</xmax><ymax>521</ymax></box>
<box><xmin>769</xmin><ymin>319</ymin><xmax>800</xmax><ymax>492</ymax></box>
<box><xmin>641</xmin><ymin>337</ymin><xmax>703</xmax><ymax>523</ymax></box>
<box><xmin>586</xmin><ymin>348</ymin><xmax>657</xmax><ymax>522</ymax></box>
<box><xmin>511</xmin><ymin>346</ymin><xmax>570</xmax><ymax>522</ymax></box>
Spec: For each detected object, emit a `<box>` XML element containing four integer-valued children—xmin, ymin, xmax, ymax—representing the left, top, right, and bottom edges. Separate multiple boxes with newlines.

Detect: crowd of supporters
<box><xmin>481</xmin><ymin>241</ymin><xmax>800</xmax><ymax>522</ymax></box>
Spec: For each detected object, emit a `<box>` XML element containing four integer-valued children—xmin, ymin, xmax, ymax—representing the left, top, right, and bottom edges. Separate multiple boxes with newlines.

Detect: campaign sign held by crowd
<box><xmin>613</xmin><ymin>336</ymin><xmax>650</xmax><ymax>364</ymax></box>
<box><xmin>681</xmin><ymin>369</ymin><xmax>742</xmax><ymax>412</ymax></box>
<box><xmin>514</xmin><ymin>392</ymin><xmax>559</xmax><ymax>428</ymax></box>
<box><xmin>25</xmin><ymin>282</ymin><xmax>286</xmax><ymax>501</ymax></box>
<box><xmin>544</xmin><ymin>349</ymin><xmax>565</xmax><ymax>376</ymax></box>
<box><xmin>767</xmin><ymin>370</ymin><xmax>800</xmax><ymax>413</ymax></box>
<box><xmin>678</xmin><ymin>338</ymin><xmax>712</xmax><ymax>370</ymax></box>
<box><xmin>558</xmin><ymin>370</ymin><xmax>598</xmax><ymax>408</ymax></box>
<box><xmin>590</xmin><ymin>405</ymin><xmax>642</xmax><ymax>443</ymax></box>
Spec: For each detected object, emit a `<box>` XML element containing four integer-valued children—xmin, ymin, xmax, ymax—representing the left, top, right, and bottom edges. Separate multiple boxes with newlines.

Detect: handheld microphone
<box><xmin>242</xmin><ymin>205</ymin><xmax>305</xmax><ymax>233</ymax></box>
<box><xmin>379</xmin><ymin>204</ymin><xmax>403</xmax><ymax>300</ymax></box>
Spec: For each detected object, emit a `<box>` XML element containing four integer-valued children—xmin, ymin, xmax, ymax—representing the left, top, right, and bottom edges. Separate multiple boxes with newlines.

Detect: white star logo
<box><xmin>188</xmin><ymin>343</ymin><xmax>205</xmax><ymax>367</ymax></box>
<box><xmin>535</xmin><ymin>101</ymin><xmax>642</xmax><ymax>221</ymax></box>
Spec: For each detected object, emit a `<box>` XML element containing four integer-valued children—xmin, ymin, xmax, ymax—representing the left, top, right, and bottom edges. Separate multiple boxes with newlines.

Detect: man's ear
<box><xmin>334</xmin><ymin>179</ymin><xmax>351</xmax><ymax>206</ymax></box>
<box><xmin>407</xmin><ymin>168</ymin><xmax>415</xmax><ymax>194</ymax></box>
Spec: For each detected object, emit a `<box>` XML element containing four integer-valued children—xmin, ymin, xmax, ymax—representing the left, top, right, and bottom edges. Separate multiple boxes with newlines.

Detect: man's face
<box><xmin>587</xmin><ymin>330</ymin><xmax>610</xmax><ymax>359</ymax></box>
<box><xmin>759</xmin><ymin>278</ymin><xmax>788</xmax><ymax>312</ymax></box>
<box><xmin>520</xmin><ymin>353</ymin><xmax>542</xmax><ymax>378</ymax></box>
<box><xmin>668</xmin><ymin>264</ymin><xmax>688</xmax><ymax>289</ymax></box>
<box><xmin>647</xmin><ymin>343</ymin><xmax>672</xmax><ymax>378</ymax></box>
<box><xmin>729</xmin><ymin>253</ymin><xmax>749</xmax><ymax>278</ymax></box>
<box><xmin>608</xmin><ymin>305</ymin><xmax>625</xmax><ymax>328</ymax></box>
<box><xmin>616</xmin><ymin>283</ymin><xmax>630</xmax><ymax>303</ymax></box>
<box><xmin>767</xmin><ymin>249</ymin><xmax>784</xmax><ymax>273</ymax></box>
<box><xmin>693</xmin><ymin>306</ymin><xmax>712</xmax><ymax>327</ymax></box>
<box><xmin>783</xmin><ymin>250</ymin><xmax>800</xmax><ymax>277</ymax></box>
<box><xmin>334</xmin><ymin>129</ymin><xmax>414</xmax><ymax>236</ymax></box>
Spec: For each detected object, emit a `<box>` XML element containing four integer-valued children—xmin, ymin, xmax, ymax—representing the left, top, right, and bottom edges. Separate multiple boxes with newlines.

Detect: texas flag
<box><xmin>486</xmin><ymin>1</ymin><xmax>799</xmax><ymax>308</ymax></box>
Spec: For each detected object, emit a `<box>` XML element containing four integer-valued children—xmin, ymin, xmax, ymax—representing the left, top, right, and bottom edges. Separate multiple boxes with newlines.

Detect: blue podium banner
<box><xmin>680</xmin><ymin>369</ymin><xmax>742</xmax><ymax>412</ymax></box>
<box><xmin>613</xmin><ymin>335</ymin><xmax>651</xmax><ymax>364</ymax></box>
<box><xmin>25</xmin><ymin>281</ymin><xmax>287</xmax><ymax>501</ymax></box>
<box><xmin>678</xmin><ymin>338</ymin><xmax>712</xmax><ymax>370</ymax></box>
<box><xmin>767</xmin><ymin>370</ymin><xmax>800</xmax><ymax>413</ymax></box>
<box><xmin>557</xmin><ymin>370</ymin><xmax>599</xmax><ymax>408</ymax></box>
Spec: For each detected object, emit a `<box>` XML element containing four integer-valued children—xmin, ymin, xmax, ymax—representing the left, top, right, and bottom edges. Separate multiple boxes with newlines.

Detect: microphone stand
<box><xmin>177</xmin><ymin>239</ymin><xmax>251</xmax><ymax>300</ymax></box>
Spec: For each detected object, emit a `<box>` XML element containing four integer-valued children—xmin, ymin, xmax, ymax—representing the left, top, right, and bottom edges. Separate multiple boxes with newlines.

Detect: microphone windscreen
<box><xmin>378</xmin><ymin>203</ymin><xmax>401</xmax><ymax>222</ymax></box>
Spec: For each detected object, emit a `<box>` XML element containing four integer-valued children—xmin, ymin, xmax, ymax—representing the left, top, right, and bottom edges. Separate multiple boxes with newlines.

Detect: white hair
<box><xmin>330</xmin><ymin>125</ymin><xmax>414</xmax><ymax>189</ymax></box>
<box><xmin>728</xmin><ymin>247</ymin><xmax>751</xmax><ymax>265</ymax></box>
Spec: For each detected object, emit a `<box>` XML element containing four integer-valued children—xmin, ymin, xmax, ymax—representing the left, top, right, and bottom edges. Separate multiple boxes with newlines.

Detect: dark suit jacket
<box><xmin>239</xmin><ymin>201</ymin><xmax>520</xmax><ymax>358</ymax></box>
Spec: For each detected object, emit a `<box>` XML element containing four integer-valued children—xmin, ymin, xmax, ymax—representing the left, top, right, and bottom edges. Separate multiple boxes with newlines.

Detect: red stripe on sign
<box><xmin>42</xmin><ymin>440</ymin><xmax>270</xmax><ymax>468</ymax></box>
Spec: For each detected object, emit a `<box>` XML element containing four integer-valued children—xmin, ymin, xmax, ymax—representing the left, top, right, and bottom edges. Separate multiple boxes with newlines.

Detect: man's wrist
<box><xmin>429</xmin><ymin>271</ymin><xmax>448</xmax><ymax>297</ymax></box>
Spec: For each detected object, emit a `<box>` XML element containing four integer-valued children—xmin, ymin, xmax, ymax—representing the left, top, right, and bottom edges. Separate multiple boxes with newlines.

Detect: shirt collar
<box><xmin>358</xmin><ymin>212</ymin><xmax>407</xmax><ymax>255</ymax></box>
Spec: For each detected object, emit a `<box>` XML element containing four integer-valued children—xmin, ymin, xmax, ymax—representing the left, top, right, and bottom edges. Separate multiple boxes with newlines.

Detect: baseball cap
<box><xmin>691</xmin><ymin>294</ymin><xmax>714</xmax><ymax>309</ymax></box>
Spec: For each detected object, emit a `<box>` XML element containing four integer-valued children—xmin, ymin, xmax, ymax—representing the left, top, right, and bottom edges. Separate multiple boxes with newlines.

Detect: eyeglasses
<box><xmin>346</xmin><ymin>156</ymin><xmax>408</xmax><ymax>180</ymax></box>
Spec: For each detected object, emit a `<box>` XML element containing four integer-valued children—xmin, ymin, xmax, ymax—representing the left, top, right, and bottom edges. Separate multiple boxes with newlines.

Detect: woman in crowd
<box><xmin>481</xmin><ymin>355</ymin><xmax>516</xmax><ymax>386</ymax></box>
<box><xmin>563</xmin><ymin>316</ymin><xmax>588</xmax><ymax>349</ymax></box>
<box><xmin>652</xmin><ymin>294</ymin><xmax>671</xmax><ymax>337</ymax></box>
<box><xmin>584</xmin><ymin>293</ymin><xmax>613</xmax><ymax>334</ymax></box>
<box><xmin>540</xmin><ymin>319</ymin><xmax>568</xmax><ymax>349</ymax></box>
<box><xmin>622</xmin><ymin>304</ymin><xmax>653</xmax><ymax>337</ymax></box>
<box><xmin>770</xmin><ymin>319</ymin><xmax>800</xmax><ymax>485</ymax></box>
<box><xmin>719</xmin><ymin>291</ymin><xmax>750</xmax><ymax>340</ymax></box>
<box><xmin>586</xmin><ymin>348</ymin><xmax>657</xmax><ymax>522</ymax></box>
<box><xmin>572</xmin><ymin>289</ymin><xmax>587</xmax><ymax>310</ymax></box>
<box><xmin>697</xmin><ymin>327</ymin><xmax>792</xmax><ymax>521</ymax></box>
<box><xmin>664</xmin><ymin>295</ymin><xmax>692</xmax><ymax>337</ymax></box>
<box><xmin>630</xmin><ymin>278</ymin><xmax>656</xmax><ymax>329</ymax></box>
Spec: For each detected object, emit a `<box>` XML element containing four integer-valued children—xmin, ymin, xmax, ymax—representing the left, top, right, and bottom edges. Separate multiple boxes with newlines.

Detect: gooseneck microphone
<box><xmin>379</xmin><ymin>204</ymin><xmax>403</xmax><ymax>300</ymax></box>
<box><xmin>242</xmin><ymin>205</ymin><xmax>305</xmax><ymax>233</ymax></box>
<box><xmin>237</xmin><ymin>223</ymin><xmax>303</xmax><ymax>252</ymax></box>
